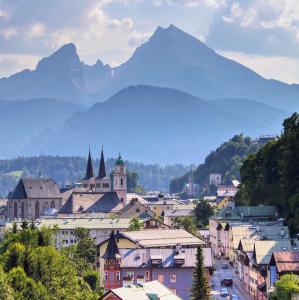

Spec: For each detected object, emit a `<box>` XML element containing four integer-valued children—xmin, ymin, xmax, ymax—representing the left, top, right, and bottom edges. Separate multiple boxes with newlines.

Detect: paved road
<box><xmin>210</xmin><ymin>259</ymin><xmax>252</xmax><ymax>300</ymax></box>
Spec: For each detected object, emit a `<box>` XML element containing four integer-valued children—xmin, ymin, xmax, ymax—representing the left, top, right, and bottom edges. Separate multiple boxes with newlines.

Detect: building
<box><xmin>217</xmin><ymin>185</ymin><xmax>237</xmax><ymax>197</ymax></box>
<box><xmin>209</xmin><ymin>173</ymin><xmax>221</xmax><ymax>186</ymax></box>
<box><xmin>59</xmin><ymin>149</ymin><xmax>128</xmax><ymax>216</ymax></box>
<box><xmin>163</xmin><ymin>209</ymin><xmax>193</xmax><ymax>227</ymax></box>
<box><xmin>100</xmin><ymin>280</ymin><xmax>182</xmax><ymax>300</ymax></box>
<box><xmin>97</xmin><ymin>229</ymin><xmax>206</xmax><ymax>288</ymax></box>
<box><xmin>268</xmin><ymin>251</ymin><xmax>299</xmax><ymax>294</ymax></box>
<box><xmin>101</xmin><ymin>231</ymin><xmax>212</xmax><ymax>300</ymax></box>
<box><xmin>7</xmin><ymin>178</ymin><xmax>62</xmax><ymax>220</ymax></box>
<box><xmin>216</xmin><ymin>196</ymin><xmax>235</xmax><ymax>209</ymax></box>
<box><xmin>209</xmin><ymin>206</ymin><xmax>279</xmax><ymax>257</ymax></box>
<box><xmin>0</xmin><ymin>199</ymin><xmax>7</xmax><ymax>221</ymax></box>
<box><xmin>183</xmin><ymin>172</ymin><xmax>200</xmax><ymax>197</ymax></box>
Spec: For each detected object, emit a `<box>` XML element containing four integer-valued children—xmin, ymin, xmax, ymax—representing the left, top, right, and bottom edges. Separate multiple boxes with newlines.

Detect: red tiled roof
<box><xmin>273</xmin><ymin>251</ymin><xmax>299</xmax><ymax>273</ymax></box>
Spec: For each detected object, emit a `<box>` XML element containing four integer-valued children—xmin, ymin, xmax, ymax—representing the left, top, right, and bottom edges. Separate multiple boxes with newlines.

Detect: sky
<box><xmin>1</xmin><ymin>0</ymin><xmax>299</xmax><ymax>83</ymax></box>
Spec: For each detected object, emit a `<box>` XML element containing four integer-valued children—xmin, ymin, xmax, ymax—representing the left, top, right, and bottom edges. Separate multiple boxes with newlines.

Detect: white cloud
<box><xmin>219</xmin><ymin>50</ymin><xmax>299</xmax><ymax>84</ymax></box>
<box><xmin>26</xmin><ymin>23</ymin><xmax>45</xmax><ymax>39</ymax></box>
<box><xmin>0</xmin><ymin>9</ymin><xmax>9</xmax><ymax>19</ymax></box>
<box><xmin>159</xmin><ymin>0</ymin><xmax>226</xmax><ymax>7</ymax></box>
<box><xmin>0</xmin><ymin>27</ymin><xmax>17</xmax><ymax>39</ymax></box>
<box><xmin>223</xmin><ymin>0</ymin><xmax>299</xmax><ymax>32</ymax></box>
<box><xmin>0</xmin><ymin>54</ymin><xmax>39</xmax><ymax>77</ymax></box>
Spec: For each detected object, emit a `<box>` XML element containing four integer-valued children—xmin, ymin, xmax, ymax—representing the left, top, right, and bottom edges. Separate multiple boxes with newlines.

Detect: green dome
<box><xmin>115</xmin><ymin>154</ymin><xmax>124</xmax><ymax>165</ymax></box>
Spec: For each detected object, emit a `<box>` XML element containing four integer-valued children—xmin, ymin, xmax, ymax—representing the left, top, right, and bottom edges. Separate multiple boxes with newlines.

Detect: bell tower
<box><xmin>113</xmin><ymin>153</ymin><xmax>127</xmax><ymax>205</ymax></box>
<box><xmin>102</xmin><ymin>231</ymin><xmax>122</xmax><ymax>291</ymax></box>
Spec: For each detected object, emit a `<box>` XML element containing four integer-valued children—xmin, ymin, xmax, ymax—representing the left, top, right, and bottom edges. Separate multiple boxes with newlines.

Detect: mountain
<box><xmin>0</xmin><ymin>98</ymin><xmax>84</xmax><ymax>158</ymax></box>
<box><xmin>23</xmin><ymin>85</ymin><xmax>290</xmax><ymax>164</ymax></box>
<box><xmin>1</xmin><ymin>25</ymin><xmax>299</xmax><ymax>110</ymax></box>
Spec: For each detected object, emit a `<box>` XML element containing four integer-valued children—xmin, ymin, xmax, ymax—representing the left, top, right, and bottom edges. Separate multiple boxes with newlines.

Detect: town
<box><xmin>0</xmin><ymin>132</ymin><xmax>298</xmax><ymax>300</ymax></box>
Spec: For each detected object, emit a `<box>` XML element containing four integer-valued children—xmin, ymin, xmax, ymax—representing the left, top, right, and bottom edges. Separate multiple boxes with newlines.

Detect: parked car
<box><xmin>220</xmin><ymin>288</ymin><xmax>229</xmax><ymax>297</ymax></box>
<box><xmin>221</xmin><ymin>278</ymin><xmax>233</xmax><ymax>287</ymax></box>
<box><xmin>221</xmin><ymin>263</ymin><xmax>229</xmax><ymax>269</ymax></box>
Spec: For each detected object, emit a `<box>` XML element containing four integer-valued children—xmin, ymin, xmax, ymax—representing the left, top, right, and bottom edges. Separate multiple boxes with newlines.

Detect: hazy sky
<box><xmin>1</xmin><ymin>0</ymin><xmax>299</xmax><ymax>83</ymax></box>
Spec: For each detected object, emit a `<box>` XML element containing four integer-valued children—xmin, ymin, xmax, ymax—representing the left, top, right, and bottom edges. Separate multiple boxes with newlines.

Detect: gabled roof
<box><xmin>270</xmin><ymin>251</ymin><xmax>299</xmax><ymax>273</ymax></box>
<box><xmin>117</xmin><ymin>201</ymin><xmax>155</xmax><ymax>219</ymax></box>
<box><xmin>84</xmin><ymin>192</ymin><xmax>124</xmax><ymax>213</ymax></box>
<box><xmin>101</xmin><ymin>280</ymin><xmax>182</xmax><ymax>300</ymax></box>
<box><xmin>252</xmin><ymin>240</ymin><xmax>292</xmax><ymax>265</ymax></box>
<box><xmin>121</xmin><ymin>229</ymin><xmax>205</xmax><ymax>247</ymax></box>
<box><xmin>9</xmin><ymin>178</ymin><xmax>61</xmax><ymax>199</ymax></box>
<box><xmin>102</xmin><ymin>231</ymin><xmax>120</xmax><ymax>259</ymax></box>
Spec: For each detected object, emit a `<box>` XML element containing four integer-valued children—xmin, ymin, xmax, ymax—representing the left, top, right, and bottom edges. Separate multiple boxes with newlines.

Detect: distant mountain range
<box><xmin>1</xmin><ymin>25</ymin><xmax>299</xmax><ymax>111</ymax></box>
<box><xmin>0</xmin><ymin>25</ymin><xmax>296</xmax><ymax>163</ymax></box>
<box><xmin>22</xmin><ymin>85</ymin><xmax>289</xmax><ymax>164</ymax></box>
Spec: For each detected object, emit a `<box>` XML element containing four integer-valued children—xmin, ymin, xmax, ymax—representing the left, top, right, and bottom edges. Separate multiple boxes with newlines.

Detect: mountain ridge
<box><xmin>0</xmin><ymin>25</ymin><xmax>299</xmax><ymax>110</ymax></box>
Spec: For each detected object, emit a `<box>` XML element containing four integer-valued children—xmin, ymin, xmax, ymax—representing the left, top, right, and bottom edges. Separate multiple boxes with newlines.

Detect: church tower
<box><xmin>82</xmin><ymin>149</ymin><xmax>95</xmax><ymax>189</ymax></box>
<box><xmin>113</xmin><ymin>153</ymin><xmax>127</xmax><ymax>205</ymax></box>
<box><xmin>95</xmin><ymin>148</ymin><xmax>111</xmax><ymax>192</ymax></box>
<box><xmin>102</xmin><ymin>231</ymin><xmax>122</xmax><ymax>291</ymax></box>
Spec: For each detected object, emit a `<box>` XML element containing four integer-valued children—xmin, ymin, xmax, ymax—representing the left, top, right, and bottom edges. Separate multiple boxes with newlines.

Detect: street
<box><xmin>210</xmin><ymin>259</ymin><xmax>252</xmax><ymax>300</ymax></box>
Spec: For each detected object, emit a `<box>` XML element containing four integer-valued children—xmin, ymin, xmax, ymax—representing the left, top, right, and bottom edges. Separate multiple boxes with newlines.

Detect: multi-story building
<box><xmin>101</xmin><ymin>231</ymin><xmax>212</xmax><ymax>300</ymax></box>
<box><xmin>209</xmin><ymin>173</ymin><xmax>221</xmax><ymax>187</ymax></box>
<box><xmin>96</xmin><ymin>229</ymin><xmax>207</xmax><ymax>288</ymax></box>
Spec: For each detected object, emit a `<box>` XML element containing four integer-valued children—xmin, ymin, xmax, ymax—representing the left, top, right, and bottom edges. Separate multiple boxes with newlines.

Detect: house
<box><xmin>251</xmin><ymin>240</ymin><xmax>295</xmax><ymax>300</ymax></box>
<box><xmin>7</xmin><ymin>178</ymin><xmax>62</xmax><ymax>220</ymax></box>
<box><xmin>217</xmin><ymin>185</ymin><xmax>237</xmax><ymax>197</ymax></box>
<box><xmin>216</xmin><ymin>196</ymin><xmax>235</xmax><ymax>209</ymax></box>
<box><xmin>268</xmin><ymin>251</ymin><xmax>299</xmax><ymax>294</ymax></box>
<box><xmin>96</xmin><ymin>229</ymin><xmax>206</xmax><ymax>288</ymax></box>
<box><xmin>209</xmin><ymin>173</ymin><xmax>221</xmax><ymax>187</ymax></box>
<box><xmin>209</xmin><ymin>206</ymin><xmax>279</xmax><ymax>258</ymax></box>
<box><xmin>100</xmin><ymin>231</ymin><xmax>211</xmax><ymax>300</ymax></box>
<box><xmin>163</xmin><ymin>209</ymin><xmax>193</xmax><ymax>227</ymax></box>
<box><xmin>100</xmin><ymin>280</ymin><xmax>182</xmax><ymax>300</ymax></box>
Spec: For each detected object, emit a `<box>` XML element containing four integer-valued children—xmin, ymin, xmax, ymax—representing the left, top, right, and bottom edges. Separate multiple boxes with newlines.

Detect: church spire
<box><xmin>102</xmin><ymin>231</ymin><xmax>119</xmax><ymax>259</ymax></box>
<box><xmin>84</xmin><ymin>149</ymin><xmax>94</xmax><ymax>179</ymax></box>
<box><xmin>97</xmin><ymin>148</ymin><xmax>106</xmax><ymax>179</ymax></box>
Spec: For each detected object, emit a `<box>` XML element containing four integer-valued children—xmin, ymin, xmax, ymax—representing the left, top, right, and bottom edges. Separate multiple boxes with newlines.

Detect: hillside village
<box><xmin>0</xmin><ymin>128</ymin><xmax>298</xmax><ymax>300</ymax></box>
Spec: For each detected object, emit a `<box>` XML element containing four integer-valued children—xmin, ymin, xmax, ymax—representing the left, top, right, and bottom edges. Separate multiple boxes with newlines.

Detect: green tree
<box><xmin>270</xmin><ymin>274</ymin><xmax>299</xmax><ymax>300</ymax></box>
<box><xmin>191</xmin><ymin>246</ymin><xmax>209</xmax><ymax>300</ymax></box>
<box><xmin>74</xmin><ymin>227</ymin><xmax>96</xmax><ymax>266</ymax></box>
<box><xmin>20</xmin><ymin>220</ymin><xmax>29</xmax><ymax>230</ymax></box>
<box><xmin>7</xmin><ymin>267</ymin><xmax>49</xmax><ymax>300</ymax></box>
<box><xmin>83</xmin><ymin>269</ymin><xmax>99</xmax><ymax>291</ymax></box>
<box><xmin>193</xmin><ymin>200</ymin><xmax>213</xmax><ymax>228</ymax></box>
<box><xmin>128</xmin><ymin>217</ymin><xmax>141</xmax><ymax>231</ymax></box>
<box><xmin>173</xmin><ymin>216</ymin><xmax>197</xmax><ymax>235</ymax></box>
<box><xmin>3</xmin><ymin>242</ymin><xmax>26</xmax><ymax>272</ymax></box>
<box><xmin>0</xmin><ymin>267</ymin><xmax>14</xmax><ymax>300</ymax></box>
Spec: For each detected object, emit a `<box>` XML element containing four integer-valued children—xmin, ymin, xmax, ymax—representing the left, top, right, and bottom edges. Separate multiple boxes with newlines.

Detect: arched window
<box><xmin>120</xmin><ymin>178</ymin><xmax>123</xmax><ymax>187</ymax></box>
<box><xmin>14</xmin><ymin>202</ymin><xmax>18</xmax><ymax>219</ymax></box>
<box><xmin>51</xmin><ymin>201</ymin><xmax>55</xmax><ymax>209</ymax></box>
<box><xmin>35</xmin><ymin>201</ymin><xmax>40</xmax><ymax>219</ymax></box>
<box><xmin>21</xmin><ymin>202</ymin><xmax>25</xmax><ymax>219</ymax></box>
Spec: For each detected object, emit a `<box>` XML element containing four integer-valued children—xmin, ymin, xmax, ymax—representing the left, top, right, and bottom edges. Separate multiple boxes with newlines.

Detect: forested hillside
<box><xmin>170</xmin><ymin>134</ymin><xmax>262</xmax><ymax>195</ymax></box>
<box><xmin>236</xmin><ymin>113</ymin><xmax>299</xmax><ymax>235</ymax></box>
<box><xmin>0</xmin><ymin>156</ymin><xmax>189</xmax><ymax>197</ymax></box>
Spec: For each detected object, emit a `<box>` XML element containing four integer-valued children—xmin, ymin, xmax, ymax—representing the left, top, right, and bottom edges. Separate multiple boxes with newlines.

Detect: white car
<box><xmin>220</xmin><ymin>288</ymin><xmax>229</xmax><ymax>297</ymax></box>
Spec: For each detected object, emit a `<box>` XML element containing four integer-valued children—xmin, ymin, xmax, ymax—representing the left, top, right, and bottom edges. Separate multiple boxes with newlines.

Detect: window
<box><xmin>13</xmin><ymin>202</ymin><xmax>18</xmax><ymax>219</ymax></box>
<box><xmin>170</xmin><ymin>274</ymin><xmax>176</xmax><ymax>283</ymax></box>
<box><xmin>120</xmin><ymin>178</ymin><xmax>124</xmax><ymax>186</ymax></box>
<box><xmin>35</xmin><ymin>201</ymin><xmax>40</xmax><ymax>219</ymax></box>
<box><xmin>21</xmin><ymin>202</ymin><xmax>25</xmax><ymax>219</ymax></box>
<box><xmin>145</xmin><ymin>271</ymin><xmax>150</xmax><ymax>281</ymax></box>
<box><xmin>170</xmin><ymin>289</ymin><xmax>177</xmax><ymax>294</ymax></box>
<box><xmin>50</xmin><ymin>201</ymin><xmax>55</xmax><ymax>209</ymax></box>
<box><xmin>109</xmin><ymin>272</ymin><xmax>114</xmax><ymax>282</ymax></box>
<box><xmin>126</xmin><ymin>271</ymin><xmax>134</xmax><ymax>278</ymax></box>
<box><xmin>116</xmin><ymin>271</ymin><xmax>120</xmax><ymax>281</ymax></box>
<box><xmin>104</xmin><ymin>271</ymin><xmax>108</xmax><ymax>281</ymax></box>
<box><xmin>96</xmin><ymin>183</ymin><xmax>101</xmax><ymax>188</ymax></box>
<box><xmin>158</xmin><ymin>274</ymin><xmax>164</xmax><ymax>283</ymax></box>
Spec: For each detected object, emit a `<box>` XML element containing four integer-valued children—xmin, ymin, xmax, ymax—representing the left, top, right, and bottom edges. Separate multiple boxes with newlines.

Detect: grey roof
<box><xmin>9</xmin><ymin>178</ymin><xmax>61</xmax><ymax>199</ymax></box>
<box><xmin>84</xmin><ymin>192</ymin><xmax>123</xmax><ymax>213</ymax></box>
<box><xmin>119</xmin><ymin>247</ymin><xmax>212</xmax><ymax>268</ymax></box>
<box><xmin>60</xmin><ymin>191</ymin><xmax>123</xmax><ymax>214</ymax></box>
<box><xmin>164</xmin><ymin>209</ymin><xmax>193</xmax><ymax>217</ymax></box>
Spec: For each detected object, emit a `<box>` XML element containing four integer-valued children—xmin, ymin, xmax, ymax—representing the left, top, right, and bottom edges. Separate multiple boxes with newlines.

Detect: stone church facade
<box><xmin>7</xmin><ymin>178</ymin><xmax>62</xmax><ymax>220</ymax></box>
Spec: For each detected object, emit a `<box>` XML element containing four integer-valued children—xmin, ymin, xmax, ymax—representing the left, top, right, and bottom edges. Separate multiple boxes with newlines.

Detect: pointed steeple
<box><xmin>97</xmin><ymin>148</ymin><xmax>106</xmax><ymax>179</ymax></box>
<box><xmin>84</xmin><ymin>149</ymin><xmax>94</xmax><ymax>179</ymax></box>
<box><xmin>102</xmin><ymin>231</ymin><xmax>120</xmax><ymax>259</ymax></box>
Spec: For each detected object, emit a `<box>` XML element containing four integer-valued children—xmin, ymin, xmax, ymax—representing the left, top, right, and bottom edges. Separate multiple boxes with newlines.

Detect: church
<box><xmin>7</xmin><ymin>149</ymin><xmax>128</xmax><ymax>220</ymax></box>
